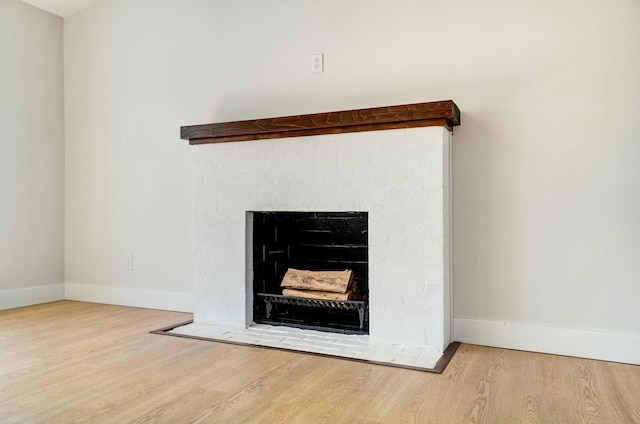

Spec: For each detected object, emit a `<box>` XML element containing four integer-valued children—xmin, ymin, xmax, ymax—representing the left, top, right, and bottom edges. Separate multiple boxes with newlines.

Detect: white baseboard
<box><xmin>454</xmin><ymin>318</ymin><xmax>640</xmax><ymax>366</ymax></box>
<box><xmin>0</xmin><ymin>284</ymin><xmax>65</xmax><ymax>310</ymax></box>
<box><xmin>64</xmin><ymin>283</ymin><xmax>194</xmax><ymax>313</ymax></box>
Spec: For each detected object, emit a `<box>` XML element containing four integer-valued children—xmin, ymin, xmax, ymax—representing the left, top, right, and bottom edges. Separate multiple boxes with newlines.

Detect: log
<box><xmin>280</xmin><ymin>268</ymin><xmax>354</xmax><ymax>293</ymax></box>
<box><xmin>282</xmin><ymin>288</ymin><xmax>354</xmax><ymax>301</ymax></box>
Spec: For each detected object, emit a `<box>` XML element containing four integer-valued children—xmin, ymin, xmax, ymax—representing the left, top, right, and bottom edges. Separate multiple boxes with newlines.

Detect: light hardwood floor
<box><xmin>1</xmin><ymin>301</ymin><xmax>639</xmax><ymax>424</ymax></box>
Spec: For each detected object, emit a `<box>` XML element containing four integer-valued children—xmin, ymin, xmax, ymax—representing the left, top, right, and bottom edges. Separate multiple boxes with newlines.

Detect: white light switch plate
<box><xmin>311</xmin><ymin>53</ymin><xmax>324</xmax><ymax>73</ymax></box>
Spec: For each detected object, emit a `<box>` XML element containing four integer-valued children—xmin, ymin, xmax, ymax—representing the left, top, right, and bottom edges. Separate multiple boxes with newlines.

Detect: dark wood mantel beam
<box><xmin>181</xmin><ymin>100</ymin><xmax>460</xmax><ymax>145</ymax></box>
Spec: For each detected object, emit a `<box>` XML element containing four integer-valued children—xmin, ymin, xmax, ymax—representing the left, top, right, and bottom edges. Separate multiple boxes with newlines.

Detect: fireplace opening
<box><xmin>252</xmin><ymin>211</ymin><xmax>369</xmax><ymax>334</ymax></box>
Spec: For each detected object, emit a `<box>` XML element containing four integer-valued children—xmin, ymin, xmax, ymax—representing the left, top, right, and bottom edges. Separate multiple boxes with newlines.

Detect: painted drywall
<box><xmin>63</xmin><ymin>0</ymin><xmax>640</xmax><ymax>361</ymax></box>
<box><xmin>0</xmin><ymin>0</ymin><xmax>65</xmax><ymax>309</ymax></box>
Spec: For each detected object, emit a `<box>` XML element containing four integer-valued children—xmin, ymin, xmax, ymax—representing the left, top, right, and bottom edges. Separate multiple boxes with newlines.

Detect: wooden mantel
<box><xmin>181</xmin><ymin>100</ymin><xmax>460</xmax><ymax>145</ymax></box>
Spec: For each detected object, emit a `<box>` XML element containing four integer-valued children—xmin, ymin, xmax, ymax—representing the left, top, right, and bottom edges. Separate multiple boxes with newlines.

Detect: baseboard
<box><xmin>454</xmin><ymin>318</ymin><xmax>640</xmax><ymax>366</ymax></box>
<box><xmin>0</xmin><ymin>284</ymin><xmax>65</xmax><ymax>310</ymax></box>
<box><xmin>64</xmin><ymin>283</ymin><xmax>194</xmax><ymax>313</ymax></box>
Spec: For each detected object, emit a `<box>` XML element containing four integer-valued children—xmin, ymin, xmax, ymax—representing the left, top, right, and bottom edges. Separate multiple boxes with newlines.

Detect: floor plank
<box><xmin>1</xmin><ymin>301</ymin><xmax>639</xmax><ymax>424</ymax></box>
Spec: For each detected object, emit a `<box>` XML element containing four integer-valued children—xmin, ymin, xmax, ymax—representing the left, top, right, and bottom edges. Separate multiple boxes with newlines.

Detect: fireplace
<box><xmin>177</xmin><ymin>101</ymin><xmax>460</xmax><ymax>370</ymax></box>
<box><xmin>252</xmin><ymin>211</ymin><xmax>369</xmax><ymax>334</ymax></box>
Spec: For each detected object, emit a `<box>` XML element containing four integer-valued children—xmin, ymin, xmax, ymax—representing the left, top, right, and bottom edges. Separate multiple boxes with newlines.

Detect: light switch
<box><xmin>312</xmin><ymin>53</ymin><xmax>324</xmax><ymax>73</ymax></box>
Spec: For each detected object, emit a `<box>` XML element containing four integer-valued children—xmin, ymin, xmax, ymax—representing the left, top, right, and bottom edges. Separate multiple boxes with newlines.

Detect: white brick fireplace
<box><xmin>177</xmin><ymin>101</ymin><xmax>458</xmax><ymax>370</ymax></box>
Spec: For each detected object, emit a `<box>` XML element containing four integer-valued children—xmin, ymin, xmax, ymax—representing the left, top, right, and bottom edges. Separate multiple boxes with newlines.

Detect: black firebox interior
<box><xmin>252</xmin><ymin>211</ymin><xmax>369</xmax><ymax>334</ymax></box>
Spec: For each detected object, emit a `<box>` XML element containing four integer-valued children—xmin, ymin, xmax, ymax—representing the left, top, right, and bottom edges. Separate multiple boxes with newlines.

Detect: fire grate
<box><xmin>257</xmin><ymin>293</ymin><xmax>367</xmax><ymax>330</ymax></box>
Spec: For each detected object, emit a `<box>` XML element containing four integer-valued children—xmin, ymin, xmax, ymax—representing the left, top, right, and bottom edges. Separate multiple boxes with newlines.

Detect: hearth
<box><xmin>252</xmin><ymin>211</ymin><xmax>368</xmax><ymax>334</ymax></box>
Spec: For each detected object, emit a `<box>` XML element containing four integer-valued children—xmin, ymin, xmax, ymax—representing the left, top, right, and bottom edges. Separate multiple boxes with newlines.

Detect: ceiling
<box><xmin>22</xmin><ymin>0</ymin><xmax>103</xmax><ymax>17</ymax></box>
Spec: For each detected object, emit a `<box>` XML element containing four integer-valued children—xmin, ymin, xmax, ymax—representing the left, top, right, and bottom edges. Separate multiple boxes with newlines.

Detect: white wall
<box><xmin>63</xmin><ymin>0</ymin><xmax>640</xmax><ymax>362</ymax></box>
<box><xmin>0</xmin><ymin>0</ymin><xmax>64</xmax><ymax>309</ymax></box>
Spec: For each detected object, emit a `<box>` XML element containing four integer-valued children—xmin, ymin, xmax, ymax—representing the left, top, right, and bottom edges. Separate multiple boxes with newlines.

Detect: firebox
<box><xmin>252</xmin><ymin>211</ymin><xmax>369</xmax><ymax>334</ymax></box>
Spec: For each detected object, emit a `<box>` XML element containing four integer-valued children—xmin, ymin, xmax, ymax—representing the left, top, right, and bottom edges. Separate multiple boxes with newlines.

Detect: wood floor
<box><xmin>1</xmin><ymin>301</ymin><xmax>639</xmax><ymax>424</ymax></box>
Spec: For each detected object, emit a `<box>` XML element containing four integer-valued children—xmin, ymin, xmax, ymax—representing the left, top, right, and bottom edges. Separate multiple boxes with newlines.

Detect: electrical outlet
<box><xmin>311</xmin><ymin>53</ymin><xmax>324</xmax><ymax>73</ymax></box>
<box><xmin>125</xmin><ymin>255</ymin><xmax>134</xmax><ymax>271</ymax></box>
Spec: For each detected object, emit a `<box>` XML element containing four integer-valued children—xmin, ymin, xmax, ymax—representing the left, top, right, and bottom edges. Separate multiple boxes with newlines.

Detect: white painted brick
<box><xmin>247</xmin><ymin>334</ymin><xmax>287</xmax><ymax>343</ymax></box>
<box><xmin>193</xmin><ymin>127</ymin><xmax>451</xmax><ymax>354</ymax></box>
<box><xmin>363</xmin><ymin>353</ymin><xmax>397</xmax><ymax>363</ymax></box>
<box><xmin>285</xmin><ymin>338</ymin><xmax>346</xmax><ymax>352</ymax></box>
<box><xmin>301</xmin><ymin>335</ymin><xmax>340</xmax><ymax>343</ymax></box>
<box><xmin>171</xmin><ymin>323</ymin><xmax>441</xmax><ymax>369</ymax></box>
